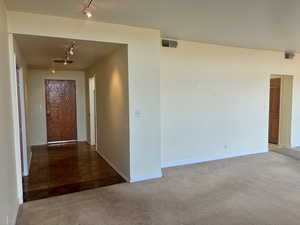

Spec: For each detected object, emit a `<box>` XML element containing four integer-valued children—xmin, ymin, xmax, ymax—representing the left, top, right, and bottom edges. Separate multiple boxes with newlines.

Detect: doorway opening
<box><xmin>268</xmin><ymin>75</ymin><xmax>293</xmax><ymax>151</ymax></box>
<box><xmin>11</xmin><ymin>34</ymin><xmax>130</xmax><ymax>202</ymax></box>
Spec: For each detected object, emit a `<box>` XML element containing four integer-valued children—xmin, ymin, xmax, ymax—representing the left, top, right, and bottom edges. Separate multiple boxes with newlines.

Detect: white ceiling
<box><xmin>6</xmin><ymin>0</ymin><xmax>300</xmax><ymax>52</ymax></box>
<box><xmin>14</xmin><ymin>34</ymin><xmax>122</xmax><ymax>70</ymax></box>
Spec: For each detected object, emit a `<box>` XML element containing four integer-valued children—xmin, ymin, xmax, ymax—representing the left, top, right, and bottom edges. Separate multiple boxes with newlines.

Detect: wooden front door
<box><xmin>45</xmin><ymin>80</ymin><xmax>77</xmax><ymax>143</ymax></box>
<box><xmin>269</xmin><ymin>78</ymin><xmax>281</xmax><ymax>144</ymax></box>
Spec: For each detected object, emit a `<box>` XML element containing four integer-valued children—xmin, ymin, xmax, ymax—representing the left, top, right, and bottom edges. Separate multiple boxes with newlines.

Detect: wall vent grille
<box><xmin>162</xmin><ymin>39</ymin><xmax>178</xmax><ymax>48</ymax></box>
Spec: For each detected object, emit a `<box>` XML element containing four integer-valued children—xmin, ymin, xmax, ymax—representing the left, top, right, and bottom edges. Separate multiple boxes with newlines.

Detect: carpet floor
<box><xmin>17</xmin><ymin>152</ymin><xmax>300</xmax><ymax>225</ymax></box>
<box><xmin>272</xmin><ymin>148</ymin><xmax>300</xmax><ymax>160</ymax></box>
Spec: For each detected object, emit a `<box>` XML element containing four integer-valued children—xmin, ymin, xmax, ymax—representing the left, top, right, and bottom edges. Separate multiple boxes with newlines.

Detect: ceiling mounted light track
<box><xmin>81</xmin><ymin>0</ymin><xmax>95</xmax><ymax>18</ymax></box>
<box><xmin>67</xmin><ymin>41</ymin><xmax>76</xmax><ymax>57</ymax></box>
<box><xmin>49</xmin><ymin>41</ymin><xmax>77</xmax><ymax>74</ymax></box>
<box><xmin>60</xmin><ymin>41</ymin><xmax>76</xmax><ymax>66</ymax></box>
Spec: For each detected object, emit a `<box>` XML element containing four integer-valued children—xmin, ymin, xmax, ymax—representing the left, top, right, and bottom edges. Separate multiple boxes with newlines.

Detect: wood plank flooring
<box><xmin>23</xmin><ymin>142</ymin><xmax>125</xmax><ymax>202</ymax></box>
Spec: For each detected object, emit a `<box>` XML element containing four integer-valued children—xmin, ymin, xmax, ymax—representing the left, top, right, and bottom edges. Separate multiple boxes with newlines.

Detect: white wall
<box><xmin>161</xmin><ymin>40</ymin><xmax>300</xmax><ymax>167</ymax></box>
<box><xmin>7</xmin><ymin>11</ymin><xmax>162</xmax><ymax>181</ymax></box>
<box><xmin>86</xmin><ymin>46</ymin><xmax>130</xmax><ymax>180</ymax></box>
<box><xmin>28</xmin><ymin>70</ymin><xmax>87</xmax><ymax>145</ymax></box>
<box><xmin>0</xmin><ymin>1</ymin><xmax>19</xmax><ymax>224</ymax></box>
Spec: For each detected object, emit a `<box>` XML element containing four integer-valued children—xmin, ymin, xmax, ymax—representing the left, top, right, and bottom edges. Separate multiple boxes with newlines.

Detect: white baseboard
<box><xmin>22</xmin><ymin>149</ymin><xmax>32</xmax><ymax>177</ymax></box>
<box><xmin>95</xmin><ymin>150</ymin><xmax>162</xmax><ymax>183</ymax></box>
<box><xmin>30</xmin><ymin>140</ymin><xmax>88</xmax><ymax>147</ymax></box>
<box><xmin>290</xmin><ymin>145</ymin><xmax>300</xmax><ymax>149</ymax></box>
<box><xmin>95</xmin><ymin>150</ymin><xmax>130</xmax><ymax>182</ymax></box>
<box><xmin>130</xmin><ymin>173</ymin><xmax>162</xmax><ymax>183</ymax></box>
<box><xmin>162</xmin><ymin>149</ymin><xmax>268</xmax><ymax>168</ymax></box>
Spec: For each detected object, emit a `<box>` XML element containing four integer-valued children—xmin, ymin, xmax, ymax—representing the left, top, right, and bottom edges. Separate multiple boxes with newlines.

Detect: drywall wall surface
<box><xmin>28</xmin><ymin>70</ymin><xmax>87</xmax><ymax>145</ymax></box>
<box><xmin>161</xmin><ymin>40</ymin><xmax>300</xmax><ymax>166</ymax></box>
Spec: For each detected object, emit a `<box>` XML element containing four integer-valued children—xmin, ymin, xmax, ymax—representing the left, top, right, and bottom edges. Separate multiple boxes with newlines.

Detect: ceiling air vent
<box><xmin>162</xmin><ymin>39</ymin><xmax>178</xmax><ymax>48</ymax></box>
<box><xmin>53</xmin><ymin>58</ymin><xmax>74</xmax><ymax>64</ymax></box>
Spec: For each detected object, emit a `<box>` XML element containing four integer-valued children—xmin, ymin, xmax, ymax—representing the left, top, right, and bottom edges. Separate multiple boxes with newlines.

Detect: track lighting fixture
<box><xmin>49</xmin><ymin>41</ymin><xmax>76</xmax><ymax>71</ymax></box>
<box><xmin>67</xmin><ymin>42</ymin><xmax>76</xmax><ymax>57</ymax></box>
<box><xmin>81</xmin><ymin>0</ymin><xmax>95</xmax><ymax>18</ymax></box>
<box><xmin>69</xmin><ymin>48</ymin><xmax>74</xmax><ymax>56</ymax></box>
<box><xmin>63</xmin><ymin>41</ymin><xmax>76</xmax><ymax>65</ymax></box>
<box><xmin>64</xmin><ymin>52</ymin><xmax>70</xmax><ymax>65</ymax></box>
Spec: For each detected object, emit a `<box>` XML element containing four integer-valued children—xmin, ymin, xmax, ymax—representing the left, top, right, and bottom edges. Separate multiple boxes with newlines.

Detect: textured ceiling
<box><xmin>14</xmin><ymin>34</ymin><xmax>122</xmax><ymax>70</ymax></box>
<box><xmin>6</xmin><ymin>0</ymin><xmax>300</xmax><ymax>52</ymax></box>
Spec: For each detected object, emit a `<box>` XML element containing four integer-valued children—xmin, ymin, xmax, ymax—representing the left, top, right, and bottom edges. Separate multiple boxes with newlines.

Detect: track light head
<box><xmin>81</xmin><ymin>0</ymin><xmax>95</xmax><ymax>18</ymax></box>
<box><xmin>83</xmin><ymin>9</ymin><xmax>92</xmax><ymax>18</ymax></box>
<box><xmin>69</xmin><ymin>48</ymin><xmax>74</xmax><ymax>55</ymax></box>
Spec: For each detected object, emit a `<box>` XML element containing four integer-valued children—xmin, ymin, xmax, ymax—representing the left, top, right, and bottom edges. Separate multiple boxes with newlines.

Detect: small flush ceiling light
<box><xmin>51</xmin><ymin>69</ymin><xmax>56</xmax><ymax>74</ymax></box>
<box><xmin>81</xmin><ymin>0</ymin><xmax>95</xmax><ymax>18</ymax></box>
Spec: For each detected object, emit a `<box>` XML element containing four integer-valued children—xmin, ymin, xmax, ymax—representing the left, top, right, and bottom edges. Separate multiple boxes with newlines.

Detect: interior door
<box><xmin>269</xmin><ymin>78</ymin><xmax>281</xmax><ymax>144</ymax></box>
<box><xmin>45</xmin><ymin>80</ymin><xmax>77</xmax><ymax>143</ymax></box>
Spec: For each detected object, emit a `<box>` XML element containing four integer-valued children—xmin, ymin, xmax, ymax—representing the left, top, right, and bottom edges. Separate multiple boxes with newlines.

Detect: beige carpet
<box><xmin>272</xmin><ymin>148</ymin><xmax>300</xmax><ymax>160</ymax></box>
<box><xmin>17</xmin><ymin>152</ymin><xmax>300</xmax><ymax>225</ymax></box>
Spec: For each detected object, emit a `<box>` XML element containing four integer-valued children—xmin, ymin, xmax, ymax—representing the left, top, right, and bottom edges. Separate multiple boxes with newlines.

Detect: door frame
<box><xmin>16</xmin><ymin>67</ymin><xmax>29</xmax><ymax>176</ymax></box>
<box><xmin>268</xmin><ymin>74</ymin><xmax>293</xmax><ymax>148</ymax></box>
<box><xmin>45</xmin><ymin>79</ymin><xmax>78</xmax><ymax>144</ymax></box>
<box><xmin>89</xmin><ymin>76</ymin><xmax>97</xmax><ymax>146</ymax></box>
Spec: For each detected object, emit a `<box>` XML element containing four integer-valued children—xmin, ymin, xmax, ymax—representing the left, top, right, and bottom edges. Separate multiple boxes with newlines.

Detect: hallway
<box><xmin>23</xmin><ymin>142</ymin><xmax>125</xmax><ymax>202</ymax></box>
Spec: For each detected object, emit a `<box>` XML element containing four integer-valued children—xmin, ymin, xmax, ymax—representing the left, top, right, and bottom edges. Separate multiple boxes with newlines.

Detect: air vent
<box><xmin>53</xmin><ymin>59</ymin><xmax>74</xmax><ymax>64</ymax></box>
<box><xmin>162</xmin><ymin>39</ymin><xmax>178</xmax><ymax>48</ymax></box>
<box><xmin>285</xmin><ymin>51</ymin><xmax>295</xmax><ymax>59</ymax></box>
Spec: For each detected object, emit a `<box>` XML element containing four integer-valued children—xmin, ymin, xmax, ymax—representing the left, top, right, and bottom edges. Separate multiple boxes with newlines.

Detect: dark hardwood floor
<box><xmin>23</xmin><ymin>142</ymin><xmax>125</xmax><ymax>202</ymax></box>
